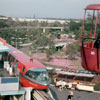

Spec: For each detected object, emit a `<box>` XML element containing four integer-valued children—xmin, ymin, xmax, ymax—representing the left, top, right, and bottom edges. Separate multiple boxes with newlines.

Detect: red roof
<box><xmin>7</xmin><ymin>44</ymin><xmax>46</xmax><ymax>73</ymax></box>
<box><xmin>85</xmin><ymin>4</ymin><xmax>100</xmax><ymax>10</ymax></box>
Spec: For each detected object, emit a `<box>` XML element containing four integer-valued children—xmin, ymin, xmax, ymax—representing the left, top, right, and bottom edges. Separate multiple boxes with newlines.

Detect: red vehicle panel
<box><xmin>5</xmin><ymin>44</ymin><xmax>50</xmax><ymax>89</ymax></box>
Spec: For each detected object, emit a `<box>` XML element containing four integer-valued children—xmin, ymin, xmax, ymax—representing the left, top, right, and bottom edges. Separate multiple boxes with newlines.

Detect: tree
<box><xmin>51</xmin><ymin>21</ymin><xmax>62</xmax><ymax>27</ymax></box>
<box><xmin>48</xmin><ymin>69</ymin><xmax>56</xmax><ymax>84</ymax></box>
<box><xmin>94</xmin><ymin>83</ymin><xmax>100</xmax><ymax>91</ymax></box>
<box><xmin>32</xmin><ymin>34</ymin><xmax>53</xmax><ymax>48</ymax></box>
<box><xmin>69</xmin><ymin>20</ymin><xmax>81</xmax><ymax>32</ymax></box>
<box><xmin>31</xmin><ymin>33</ymin><xmax>56</xmax><ymax>60</ymax></box>
<box><xmin>0</xmin><ymin>19</ymin><xmax>9</xmax><ymax>28</ymax></box>
<box><xmin>74</xmin><ymin>30</ymin><xmax>81</xmax><ymax>40</ymax></box>
<box><xmin>65</xmin><ymin>41</ymin><xmax>79</xmax><ymax>59</ymax></box>
<box><xmin>46</xmin><ymin>46</ymin><xmax>56</xmax><ymax>60</ymax></box>
<box><xmin>31</xmin><ymin>33</ymin><xmax>55</xmax><ymax>52</ymax></box>
<box><xmin>40</xmin><ymin>21</ymin><xmax>48</xmax><ymax>27</ymax></box>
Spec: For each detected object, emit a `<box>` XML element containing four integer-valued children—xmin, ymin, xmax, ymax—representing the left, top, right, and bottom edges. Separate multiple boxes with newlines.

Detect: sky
<box><xmin>0</xmin><ymin>0</ymin><xmax>100</xmax><ymax>19</ymax></box>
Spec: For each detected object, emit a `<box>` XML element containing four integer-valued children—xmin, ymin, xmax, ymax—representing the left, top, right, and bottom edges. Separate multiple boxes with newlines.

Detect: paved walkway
<box><xmin>49</xmin><ymin>86</ymin><xmax>100</xmax><ymax>100</ymax></box>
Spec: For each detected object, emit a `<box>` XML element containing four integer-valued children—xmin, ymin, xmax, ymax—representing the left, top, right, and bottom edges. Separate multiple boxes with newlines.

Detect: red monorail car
<box><xmin>1</xmin><ymin>41</ymin><xmax>50</xmax><ymax>90</ymax></box>
<box><xmin>80</xmin><ymin>4</ymin><xmax>100</xmax><ymax>73</ymax></box>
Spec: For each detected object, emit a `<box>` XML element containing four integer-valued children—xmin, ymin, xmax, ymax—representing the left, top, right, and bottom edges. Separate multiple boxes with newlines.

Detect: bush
<box><xmin>94</xmin><ymin>83</ymin><xmax>100</xmax><ymax>91</ymax></box>
<box><xmin>48</xmin><ymin>69</ymin><xmax>56</xmax><ymax>85</ymax></box>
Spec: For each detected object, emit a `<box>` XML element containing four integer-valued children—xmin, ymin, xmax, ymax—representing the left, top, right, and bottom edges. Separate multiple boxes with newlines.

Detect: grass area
<box><xmin>54</xmin><ymin>51</ymin><xmax>66</xmax><ymax>57</ymax></box>
<box><xmin>69</xmin><ymin>59</ymin><xmax>83</xmax><ymax>69</ymax></box>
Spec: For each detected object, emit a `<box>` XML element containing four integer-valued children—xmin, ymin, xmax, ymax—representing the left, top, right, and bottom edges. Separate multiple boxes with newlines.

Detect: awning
<box><xmin>0</xmin><ymin>42</ymin><xmax>10</xmax><ymax>52</ymax></box>
<box><xmin>56</xmin><ymin>71</ymin><xmax>95</xmax><ymax>78</ymax></box>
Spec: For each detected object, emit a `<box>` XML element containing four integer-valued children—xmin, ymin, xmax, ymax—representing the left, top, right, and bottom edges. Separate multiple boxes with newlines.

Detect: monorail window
<box><xmin>8</xmin><ymin>55</ymin><xmax>12</xmax><ymax>65</ymax></box>
<box><xmin>2</xmin><ymin>52</ymin><xmax>8</xmax><ymax>61</ymax></box>
<box><xmin>25</xmin><ymin>68</ymin><xmax>49</xmax><ymax>82</ymax></box>
<box><xmin>15</xmin><ymin>60</ymin><xmax>18</xmax><ymax>68</ymax></box>
<box><xmin>10</xmin><ymin>56</ymin><xmax>15</xmax><ymax>64</ymax></box>
<box><xmin>22</xmin><ymin>66</ymin><xmax>25</xmax><ymax>72</ymax></box>
<box><xmin>10</xmin><ymin>57</ymin><xmax>15</xmax><ymax>67</ymax></box>
<box><xmin>0</xmin><ymin>53</ymin><xmax>2</xmax><ymax>61</ymax></box>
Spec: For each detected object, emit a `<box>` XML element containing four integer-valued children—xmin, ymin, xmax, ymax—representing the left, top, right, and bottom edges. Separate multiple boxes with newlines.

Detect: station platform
<box><xmin>0</xmin><ymin>89</ymin><xmax>25</xmax><ymax>100</ymax></box>
<box><xmin>0</xmin><ymin>68</ymin><xmax>26</xmax><ymax>100</ymax></box>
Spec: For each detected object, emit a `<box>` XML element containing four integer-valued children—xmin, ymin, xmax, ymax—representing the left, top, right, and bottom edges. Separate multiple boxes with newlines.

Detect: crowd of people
<box><xmin>54</xmin><ymin>77</ymin><xmax>74</xmax><ymax>100</ymax></box>
<box><xmin>54</xmin><ymin>77</ymin><xmax>67</xmax><ymax>91</ymax></box>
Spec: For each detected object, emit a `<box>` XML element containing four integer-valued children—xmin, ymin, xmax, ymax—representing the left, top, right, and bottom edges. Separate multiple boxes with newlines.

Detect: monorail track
<box><xmin>33</xmin><ymin>89</ymin><xmax>54</xmax><ymax>100</ymax></box>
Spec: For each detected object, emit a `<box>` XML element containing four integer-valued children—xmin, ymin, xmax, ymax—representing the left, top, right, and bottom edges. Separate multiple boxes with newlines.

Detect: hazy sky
<box><xmin>0</xmin><ymin>0</ymin><xmax>100</xmax><ymax>19</ymax></box>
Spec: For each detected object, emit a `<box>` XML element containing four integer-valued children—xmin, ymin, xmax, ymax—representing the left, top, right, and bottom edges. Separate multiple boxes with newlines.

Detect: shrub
<box><xmin>48</xmin><ymin>69</ymin><xmax>56</xmax><ymax>85</ymax></box>
<box><xmin>94</xmin><ymin>83</ymin><xmax>100</xmax><ymax>91</ymax></box>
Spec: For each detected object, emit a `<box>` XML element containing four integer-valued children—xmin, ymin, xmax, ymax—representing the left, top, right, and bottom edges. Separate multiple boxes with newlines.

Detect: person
<box><xmin>67</xmin><ymin>94</ymin><xmax>72</xmax><ymax>100</ymax></box>
<box><xmin>70</xmin><ymin>90</ymin><xmax>73</xmax><ymax>97</ymax></box>
<box><xmin>94</xmin><ymin>33</ymin><xmax>100</xmax><ymax>49</ymax></box>
<box><xmin>67</xmin><ymin>90</ymin><xmax>73</xmax><ymax>100</ymax></box>
<box><xmin>54</xmin><ymin>77</ymin><xmax>57</xmax><ymax>85</ymax></box>
<box><xmin>56</xmin><ymin>80</ymin><xmax>62</xmax><ymax>91</ymax></box>
<box><xmin>61</xmin><ymin>80</ymin><xmax>67</xmax><ymax>90</ymax></box>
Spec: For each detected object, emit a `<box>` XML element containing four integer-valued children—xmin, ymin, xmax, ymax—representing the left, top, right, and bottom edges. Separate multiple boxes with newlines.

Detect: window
<box><xmin>12</xmin><ymin>57</ymin><xmax>15</xmax><ymax>63</ymax></box>
<box><xmin>0</xmin><ymin>53</ymin><xmax>2</xmax><ymax>61</ymax></box>
<box><xmin>22</xmin><ymin>66</ymin><xmax>25</xmax><ymax>72</ymax></box>
<box><xmin>25</xmin><ymin>68</ymin><xmax>49</xmax><ymax>82</ymax></box>
<box><xmin>15</xmin><ymin>60</ymin><xmax>18</xmax><ymax>68</ymax></box>
<box><xmin>2</xmin><ymin>52</ymin><xmax>8</xmax><ymax>61</ymax></box>
<box><xmin>8</xmin><ymin>55</ymin><xmax>12</xmax><ymax>64</ymax></box>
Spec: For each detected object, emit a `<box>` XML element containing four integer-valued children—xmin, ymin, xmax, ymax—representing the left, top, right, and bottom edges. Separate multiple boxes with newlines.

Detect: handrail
<box><xmin>81</xmin><ymin>37</ymin><xmax>97</xmax><ymax>41</ymax></box>
<box><xmin>81</xmin><ymin>40</ymin><xmax>88</xmax><ymax>69</ymax></box>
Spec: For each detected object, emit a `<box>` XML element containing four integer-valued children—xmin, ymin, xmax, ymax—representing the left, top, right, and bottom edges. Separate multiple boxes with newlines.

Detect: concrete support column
<box><xmin>24</xmin><ymin>87</ymin><xmax>33</xmax><ymax>100</ymax></box>
<box><xmin>43</xmin><ymin>28</ymin><xmax>46</xmax><ymax>33</ymax></box>
<box><xmin>61</xmin><ymin>28</ymin><xmax>63</xmax><ymax>31</ymax></box>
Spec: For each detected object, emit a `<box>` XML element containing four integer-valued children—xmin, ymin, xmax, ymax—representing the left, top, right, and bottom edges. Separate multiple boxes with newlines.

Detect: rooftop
<box><xmin>85</xmin><ymin>4</ymin><xmax>100</xmax><ymax>10</ymax></box>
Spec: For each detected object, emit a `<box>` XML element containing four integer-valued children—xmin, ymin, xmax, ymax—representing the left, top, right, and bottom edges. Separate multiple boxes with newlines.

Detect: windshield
<box><xmin>25</xmin><ymin>68</ymin><xmax>49</xmax><ymax>82</ymax></box>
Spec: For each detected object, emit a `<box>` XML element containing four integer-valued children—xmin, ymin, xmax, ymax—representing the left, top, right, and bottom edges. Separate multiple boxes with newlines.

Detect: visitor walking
<box><xmin>67</xmin><ymin>90</ymin><xmax>73</xmax><ymax>100</ymax></box>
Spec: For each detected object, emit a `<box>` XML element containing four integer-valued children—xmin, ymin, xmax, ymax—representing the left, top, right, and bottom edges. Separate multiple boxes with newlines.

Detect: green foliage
<box><xmin>31</xmin><ymin>33</ymin><xmax>56</xmax><ymax>57</ymax></box>
<box><xmin>0</xmin><ymin>28</ymin><xmax>43</xmax><ymax>46</ymax></box>
<box><xmin>84</xmin><ymin>22</ymin><xmax>92</xmax><ymax>32</ymax></box>
<box><xmin>0</xmin><ymin>19</ymin><xmax>9</xmax><ymax>28</ymax></box>
<box><xmin>74</xmin><ymin>30</ymin><xmax>81</xmax><ymax>40</ymax></box>
<box><xmin>48</xmin><ymin>69</ymin><xmax>55</xmax><ymax>77</ymax></box>
<box><xmin>69</xmin><ymin>20</ymin><xmax>82</xmax><ymax>32</ymax></box>
<box><xmin>94</xmin><ymin>83</ymin><xmax>100</xmax><ymax>91</ymax></box>
<box><xmin>32</xmin><ymin>34</ymin><xmax>54</xmax><ymax>48</ymax></box>
<box><xmin>66</xmin><ymin>41</ymin><xmax>79</xmax><ymax>57</ymax></box>
<box><xmin>0</xmin><ymin>18</ymin><xmax>83</xmax><ymax>49</ymax></box>
<box><xmin>56</xmin><ymin>33</ymin><xmax>60</xmax><ymax>39</ymax></box>
<box><xmin>46</xmin><ymin>46</ymin><xmax>56</xmax><ymax>58</ymax></box>
<box><xmin>87</xmin><ymin>13</ymin><xmax>93</xmax><ymax>21</ymax></box>
<box><xmin>82</xmin><ymin>13</ymin><xmax>100</xmax><ymax>38</ymax></box>
<box><xmin>40</xmin><ymin>21</ymin><xmax>48</xmax><ymax>27</ymax></box>
<box><xmin>68</xmin><ymin>34</ymin><xmax>72</xmax><ymax>38</ymax></box>
<box><xmin>63</xmin><ymin>28</ymin><xmax>69</xmax><ymax>34</ymax></box>
<box><xmin>50</xmin><ymin>21</ymin><xmax>62</xmax><ymax>27</ymax></box>
<box><xmin>68</xmin><ymin>20</ymin><xmax>82</xmax><ymax>40</ymax></box>
<box><xmin>48</xmin><ymin>69</ymin><xmax>56</xmax><ymax>84</ymax></box>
